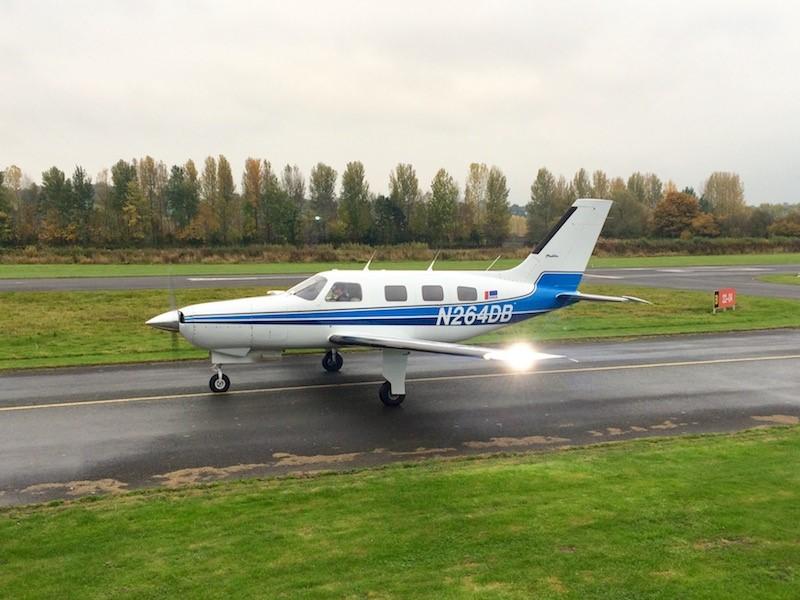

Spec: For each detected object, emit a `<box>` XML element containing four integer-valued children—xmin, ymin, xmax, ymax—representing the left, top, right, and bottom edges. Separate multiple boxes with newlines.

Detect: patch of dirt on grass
<box><xmin>153</xmin><ymin>463</ymin><xmax>267</xmax><ymax>487</ymax></box>
<box><xmin>22</xmin><ymin>478</ymin><xmax>127</xmax><ymax>496</ymax></box>
<box><xmin>463</xmin><ymin>435</ymin><xmax>569</xmax><ymax>449</ymax></box>
<box><xmin>272</xmin><ymin>452</ymin><xmax>362</xmax><ymax>467</ymax></box>
<box><xmin>378</xmin><ymin>447</ymin><xmax>456</xmax><ymax>457</ymax></box>
<box><xmin>650</xmin><ymin>420</ymin><xmax>680</xmax><ymax>430</ymax></box>
<box><xmin>751</xmin><ymin>414</ymin><xmax>799</xmax><ymax>425</ymax></box>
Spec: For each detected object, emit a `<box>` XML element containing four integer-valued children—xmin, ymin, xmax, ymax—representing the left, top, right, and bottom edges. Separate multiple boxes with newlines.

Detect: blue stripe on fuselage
<box><xmin>183</xmin><ymin>272</ymin><xmax>582</xmax><ymax>326</ymax></box>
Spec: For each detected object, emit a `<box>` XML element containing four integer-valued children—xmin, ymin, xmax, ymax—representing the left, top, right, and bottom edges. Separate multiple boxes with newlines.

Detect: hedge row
<box><xmin>0</xmin><ymin>237</ymin><xmax>797</xmax><ymax>264</ymax></box>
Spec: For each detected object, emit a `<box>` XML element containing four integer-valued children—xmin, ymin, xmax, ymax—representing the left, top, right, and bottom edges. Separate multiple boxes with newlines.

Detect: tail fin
<box><xmin>503</xmin><ymin>199</ymin><xmax>612</xmax><ymax>283</ymax></box>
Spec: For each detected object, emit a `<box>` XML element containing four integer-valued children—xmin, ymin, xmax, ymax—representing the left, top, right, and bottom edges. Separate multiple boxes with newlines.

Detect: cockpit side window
<box><xmin>325</xmin><ymin>282</ymin><xmax>363</xmax><ymax>302</ymax></box>
<box><xmin>287</xmin><ymin>276</ymin><xmax>327</xmax><ymax>301</ymax></box>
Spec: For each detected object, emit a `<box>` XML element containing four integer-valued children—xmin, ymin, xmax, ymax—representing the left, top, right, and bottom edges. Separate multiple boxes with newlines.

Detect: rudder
<box><xmin>502</xmin><ymin>199</ymin><xmax>612</xmax><ymax>282</ymax></box>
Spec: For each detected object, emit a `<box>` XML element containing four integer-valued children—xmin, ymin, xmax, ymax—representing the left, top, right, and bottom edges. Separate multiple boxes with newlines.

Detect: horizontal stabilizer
<box><xmin>556</xmin><ymin>291</ymin><xmax>651</xmax><ymax>304</ymax></box>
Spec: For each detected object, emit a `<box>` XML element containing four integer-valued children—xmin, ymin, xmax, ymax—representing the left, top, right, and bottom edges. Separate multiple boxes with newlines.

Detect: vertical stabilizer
<box><xmin>502</xmin><ymin>199</ymin><xmax>612</xmax><ymax>282</ymax></box>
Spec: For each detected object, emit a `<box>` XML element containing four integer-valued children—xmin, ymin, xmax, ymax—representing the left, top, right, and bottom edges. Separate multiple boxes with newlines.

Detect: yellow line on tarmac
<box><xmin>2</xmin><ymin>353</ymin><xmax>799</xmax><ymax>413</ymax></box>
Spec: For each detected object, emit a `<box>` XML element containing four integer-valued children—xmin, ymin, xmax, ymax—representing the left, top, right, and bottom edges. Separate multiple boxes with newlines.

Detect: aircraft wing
<box><xmin>328</xmin><ymin>334</ymin><xmax>562</xmax><ymax>363</ymax></box>
<box><xmin>556</xmin><ymin>291</ymin><xmax>651</xmax><ymax>304</ymax></box>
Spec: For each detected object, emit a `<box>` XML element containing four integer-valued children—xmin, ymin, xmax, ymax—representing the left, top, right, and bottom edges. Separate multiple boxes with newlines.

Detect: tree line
<box><xmin>1</xmin><ymin>159</ymin><xmax>798</xmax><ymax>248</ymax></box>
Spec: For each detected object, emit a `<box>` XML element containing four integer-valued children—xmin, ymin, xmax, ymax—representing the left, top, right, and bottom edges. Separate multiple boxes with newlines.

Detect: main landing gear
<box><xmin>322</xmin><ymin>349</ymin><xmax>344</xmax><ymax>372</ymax></box>
<box><xmin>379</xmin><ymin>349</ymin><xmax>408</xmax><ymax>407</ymax></box>
<box><xmin>208</xmin><ymin>349</ymin><xmax>410</xmax><ymax>407</ymax></box>
<box><xmin>379</xmin><ymin>381</ymin><xmax>405</xmax><ymax>407</ymax></box>
<box><xmin>209</xmin><ymin>366</ymin><xmax>230</xmax><ymax>393</ymax></box>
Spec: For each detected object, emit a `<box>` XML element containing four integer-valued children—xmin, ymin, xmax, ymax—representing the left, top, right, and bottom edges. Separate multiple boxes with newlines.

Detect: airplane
<box><xmin>147</xmin><ymin>199</ymin><xmax>648</xmax><ymax>406</ymax></box>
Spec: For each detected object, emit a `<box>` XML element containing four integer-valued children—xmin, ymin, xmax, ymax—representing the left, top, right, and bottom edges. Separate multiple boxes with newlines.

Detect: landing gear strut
<box><xmin>209</xmin><ymin>366</ymin><xmax>231</xmax><ymax>393</ymax></box>
<box><xmin>322</xmin><ymin>349</ymin><xmax>344</xmax><ymax>372</ymax></box>
<box><xmin>380</xmin><ymin>349</ymin><xmax>408</xmax><ymax>407</ymax></box>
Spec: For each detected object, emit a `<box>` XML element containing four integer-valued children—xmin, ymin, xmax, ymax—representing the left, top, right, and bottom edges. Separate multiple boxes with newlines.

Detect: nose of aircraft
<box><xmin>146</xmin><ymin>309</ymin><xmax>182</xmax><ymax>332</ymax></box>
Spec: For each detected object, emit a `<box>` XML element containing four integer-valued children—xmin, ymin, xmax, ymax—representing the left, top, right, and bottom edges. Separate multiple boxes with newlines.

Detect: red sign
<box><xmin>714</xmin><ymin>288</ymin><xmax>736</xmax><ymax>312</ymax></box>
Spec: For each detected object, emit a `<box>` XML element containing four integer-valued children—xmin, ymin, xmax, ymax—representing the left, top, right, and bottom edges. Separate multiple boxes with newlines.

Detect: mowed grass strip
<box><xmin>1</xmin><ymin>284</ymin><xmax>799</xmax><ymax>370</ymax></box>
<box><xmin>2</xmin><ymin>427</ymin><xmax>799</xmax><ymax>599</ymax></box>
<box><xmin>759</xmin><ymin>273</ymin><xmax>800</xmax><ymax>286</ymax></box>
<box><xmin>2</xmin><ymin>252</ymin><xmax>800</xmax><ymax>278</ymax></box>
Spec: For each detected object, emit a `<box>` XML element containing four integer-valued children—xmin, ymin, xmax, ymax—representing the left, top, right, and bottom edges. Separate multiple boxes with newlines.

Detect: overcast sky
<box><xmin>2</xmin><ymin>0</ymin><xmax>799</xmax><ymax>204</ymax></box>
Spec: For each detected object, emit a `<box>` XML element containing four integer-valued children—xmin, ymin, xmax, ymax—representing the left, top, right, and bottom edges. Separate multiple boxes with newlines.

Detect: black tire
<box><xmin>322</xmin><ymin>351</ymin><xmax>344</xmax><ymax>372</ymax></box>
<box><xmin>209</xmin><ymin>373</ymin><xmax>231</xmax><ymax>393</ymax></box>
<box><xmin>379</xmin><ymin>381</ymin><xmax>405</xmax><ymax>407</ymax></box>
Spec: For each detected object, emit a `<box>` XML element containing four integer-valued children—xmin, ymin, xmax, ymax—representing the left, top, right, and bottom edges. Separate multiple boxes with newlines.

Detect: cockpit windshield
<box><xmin>287</xmin><ymin>275</ymin><xmax>327</xmax><ymax>301</ymax></box>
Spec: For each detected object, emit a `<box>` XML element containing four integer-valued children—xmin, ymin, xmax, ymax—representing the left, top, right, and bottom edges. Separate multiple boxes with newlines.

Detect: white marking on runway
<box><xmin>2</xmin><ymin>354</ymin><xmax>799</xmax><ymax>413</ymax></box>
<box><xmin>584</xmin><ymin>274</ymin><xmax>623</xmax><ymax>279</ymax></box>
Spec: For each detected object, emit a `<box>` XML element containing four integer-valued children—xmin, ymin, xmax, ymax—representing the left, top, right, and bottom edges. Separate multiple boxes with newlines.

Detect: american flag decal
<box><xmin>484</xmin><ymin>290</ymin><xmax>498</xmax><ymax>300</ymax></box>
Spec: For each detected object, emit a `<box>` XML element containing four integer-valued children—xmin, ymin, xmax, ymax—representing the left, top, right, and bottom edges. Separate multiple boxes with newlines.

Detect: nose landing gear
<box><xmin>209</xmin><ymin>366</ymin><xmax>231</xmax><ymax>393</ymax></box>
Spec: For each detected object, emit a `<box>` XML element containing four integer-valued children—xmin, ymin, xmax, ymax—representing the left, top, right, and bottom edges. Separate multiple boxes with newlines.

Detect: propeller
<box><xmin>167</xmin><ymin>268</ymin><xmax>179</xmax><ymax>353</ymax></box>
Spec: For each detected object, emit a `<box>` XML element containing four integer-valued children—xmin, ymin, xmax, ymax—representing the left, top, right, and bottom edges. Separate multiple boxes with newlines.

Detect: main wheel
<box><xmin>379</xmin><ymin>381</ymin><xmax>405</xmax><ymax>407</ymax></box>
<box><xmin>322</xmin><ymin>350</ymin><xmax>344</xmax><ymax>372</ymax></box>
<box><xmin>209</xmin><ymin>373</ymin><xmax>231</xmax><ymax>393</ymax></box>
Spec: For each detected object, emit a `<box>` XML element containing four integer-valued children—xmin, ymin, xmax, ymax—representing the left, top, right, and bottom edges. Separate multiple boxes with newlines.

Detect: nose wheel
<box><xmin>209</xmin><ymin>371</ymin><xmax>230</xmax><ymax>393</ymax></box>
<box><xmin>322</xmin><ymin>350</ymin><xmax>344</xmax><ymax>372</ymax></box>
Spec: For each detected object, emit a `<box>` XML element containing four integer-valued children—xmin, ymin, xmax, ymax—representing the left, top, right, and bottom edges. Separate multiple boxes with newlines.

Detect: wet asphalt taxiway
<box><xmin>1</xmin><ymin>329</ymin><xmax>798</xmax><ymax>506</ymax></box>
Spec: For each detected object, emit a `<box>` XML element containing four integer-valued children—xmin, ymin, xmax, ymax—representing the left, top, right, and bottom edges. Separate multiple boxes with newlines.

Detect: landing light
<box><xmin>486</xmin><ymin>343</ymin><xmax>540</xmax><ymax>371</ymax></box>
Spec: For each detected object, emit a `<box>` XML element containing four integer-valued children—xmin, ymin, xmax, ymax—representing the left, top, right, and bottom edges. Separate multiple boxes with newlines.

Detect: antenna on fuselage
<box><xmin>363</xmin><ymin>251</ymin><xmax>377</xmax><ymax>271</ymax></box>
<box><xmin>426</xmin><ymin>250</ymin><xmax>440</xmax><ymax>271</ymax></box>
<box><xmin>486</xmin><ymin>255</ymin><xmax>502</xmax><ymax>271</ymax></box>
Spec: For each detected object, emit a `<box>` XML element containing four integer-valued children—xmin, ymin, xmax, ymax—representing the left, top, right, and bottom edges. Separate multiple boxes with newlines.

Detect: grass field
<box><xmin>2</xmin><ymin>252</ymin><xmax>800</xmax><ymax>278</ymax></box>
<box><xmin>2</xmin><ymin>426</ymin><xmax>798</xmax><ymax>598</ymax></box>
<box><xmin>759</xmin><ymin>273</ymin><xmax>800</xmax><ymax>286</ymax></box>
<box><xmin>1</xmin><ymin>284</ymin><xmax>798</xmax><ymax>370</ymax></box>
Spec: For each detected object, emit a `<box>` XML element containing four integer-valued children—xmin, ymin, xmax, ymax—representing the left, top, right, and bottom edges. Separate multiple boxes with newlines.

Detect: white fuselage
<box><xmin>178</xmin><ymin>269</ymin><xmax>546</xmax><ymax>359</ymax></box>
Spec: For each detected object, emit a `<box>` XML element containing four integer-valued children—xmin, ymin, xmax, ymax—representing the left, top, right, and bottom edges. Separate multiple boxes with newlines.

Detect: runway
<box><xmin>1</xmin><ymin>329</ymin><xmax>798</xmax><ymax>506</ymax></box>
<box><xmin>2</xmin><ymin>264</ymin><xmax>799</xmax><ymax>298</ymax></box>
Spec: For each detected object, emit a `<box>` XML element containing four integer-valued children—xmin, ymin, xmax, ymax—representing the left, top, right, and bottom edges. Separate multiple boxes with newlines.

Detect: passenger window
<box><xmin>385</xmin><ymin>285</ymin><xmax>408</xmax><ymax>302</ymax></box>
<box><xmin>421</xmin><ymin>285</ymin><xmax>444</xmax><ymax>302</ymax></box>
<box><xmin>457</xmin><ymin>286</ymin><xmax>477</xmax><ymax>301</ymax></box>
<box><xmin>325</xmin><ymin>282</ymin><xmax>362</xmax><ymax>302</ymax></box>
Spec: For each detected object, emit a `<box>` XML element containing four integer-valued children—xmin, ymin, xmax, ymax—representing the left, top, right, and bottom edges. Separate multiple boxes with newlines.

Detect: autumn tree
<box><xmin>526</xmin><ymin>167</ymin><xmax>558</xmax><ymax>242</ymax></box>
<box><xmin>427</xmin><ymin>168</ymin><xmax>459</xmax><ymax>246</ymax></box>
<box><xmin>591</xmin><ymin>170</ymin><xmax>611</xmax><ymax>199</ymax></box>
<box><xmin>483</xmin><ymin>166</ymin><xmax>510</xmax><ymax>245</ymax></box>
<box><xmin>690</xmin><ymin>212</ymin><xmax>720</xmax><ymax>237</ymax></box>
<box><xmin>241</xmin><ymin>158</ymin><xmax>263</xmax><ymax>240</ymax></box>
<box><xmin>652</xmin><ymin>191</ymin><xmax>700</xmax><ymax>237</ymax></box>
<box><xmin>768</xmin><ymin>211</ymin><xmax>800</xmax><ymax>237</ymax></box>
<box><xmin>71</xmin><ymin>166</ymin><xmax>94</xmax><ymax>243</ymax></box>
<box><xmin>110</xmin><ymin>160</ymin><xmax>137</xmax><ymax>242</ymax></box>
<box><xmin>388</xmin><ymin>163</ymin><xmax>421</xmax><ymax>240</ymax></box>
<box><xmin>166</xmin><ymin>165</ymin><xmax>199</xmax><ymax>232</ymax></box>
<box><xmin>603</xmin><ymin>186</ymin><xmax>649</xmax><ymax>238</ymax></box>
<box><xmin>3</xmin><ymin>165</ymin><xmax>22</xmax><ymax>237</ymax></box>
<box><xmin>462</xmin><ymin>163</ymin><xmax>489</xmax><ymax>241</ymax></box>
<box><xmin>371</xmin><ymin>194</ymin><xmax>405</xmax><ymax>244</ymax></box>
<box><xmin>0</xmin><ymin>171</ymin><xmax>11</xmax><ymax>243</ymax></box>
<box><xmin>746</xmin><ymin>206</ymin><xmax>774</xmax><ymax>237</ymax></box>
<box><xmin>217</xmin><ymin>155</ymin><xmax>236</xmax><ymax>242</ymax></box>
<box><xmin>123</xmin><ymin>180</ymin><xmax>147</xmax><ymax>242</ymax></box>
<box><xmin>703</xmin><ymin>172</ymin><xmax>747</xmax><ymax>235</ymax></box>
<box><xmin>572</xmin><ymin>168</ymin><xmax>592</xmax><ymax>199</ymax></box>
<box><xmin>339</xmin><ymin>161</ymin><xmax>371</xmax><ymax>242</ymax></box>
<box><xmin>309</xmin><ymin>163</ymin><xmax>337</xmax><ymax>222</ymax></box>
